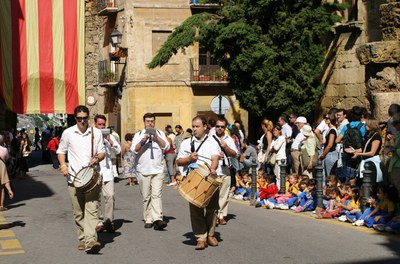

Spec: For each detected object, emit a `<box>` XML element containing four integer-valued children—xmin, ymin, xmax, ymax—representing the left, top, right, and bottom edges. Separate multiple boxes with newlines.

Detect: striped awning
<box><xmin>0</xmin><ymin>0</ymin><xmax>85</xmax><ymax>114</ymax></box>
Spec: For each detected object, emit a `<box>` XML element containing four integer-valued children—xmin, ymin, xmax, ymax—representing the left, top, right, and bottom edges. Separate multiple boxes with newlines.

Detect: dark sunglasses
<box><xmin>216</xmin><ymin>125</ymin><xmax>225</xmax><ymax>128</ymax></box>
<box><xmin>76</xmin><ymin>116</ymin><xmax>89</xmax><ymax>122</ymax></box>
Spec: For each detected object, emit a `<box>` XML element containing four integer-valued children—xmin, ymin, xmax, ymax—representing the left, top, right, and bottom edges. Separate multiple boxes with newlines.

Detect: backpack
<box><xmin>342</xmin><ymin>123</ymin><xmax>364</xmax><ymax>149</ymax></box>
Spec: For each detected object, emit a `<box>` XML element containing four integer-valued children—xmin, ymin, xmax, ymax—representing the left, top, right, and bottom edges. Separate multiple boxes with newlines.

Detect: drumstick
<box><xmin>184</xmin><ymin>150</ymin><xmax>211</xmax><ymax>161</ymax></box>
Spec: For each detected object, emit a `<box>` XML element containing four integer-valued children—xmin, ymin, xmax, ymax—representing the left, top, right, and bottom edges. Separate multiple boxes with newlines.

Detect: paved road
<box><xmin>1</xmin><ymin>152</ymin><xmax>399</xmax><ymax>263</ymax></box>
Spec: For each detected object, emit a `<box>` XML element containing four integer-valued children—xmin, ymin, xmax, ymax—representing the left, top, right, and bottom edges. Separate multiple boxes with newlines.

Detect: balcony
<box><xmin>97</xmin><ymin>0</ymin><xmax>119</xmax><ymax>16</ymax></box>
<box><xmin>190</xmin><ymin>58</ymin><xmax>229</xmax><ymax>86</ymax></box>
<box><xmin>98</xmin><ymin>60</ymin><xmax>119</xmax><ymax>86</ymax></box>
<box><xmin>189</xmin><ymin>0</ymin><xmax>222</xmax><ymax>14</ymax></box>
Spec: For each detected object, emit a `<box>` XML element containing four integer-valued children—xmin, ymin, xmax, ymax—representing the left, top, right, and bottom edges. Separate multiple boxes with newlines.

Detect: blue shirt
<box><xmin>340</xmin><ymin>121</ymin><xmax>367</xmax><ymax>137</ymax></box>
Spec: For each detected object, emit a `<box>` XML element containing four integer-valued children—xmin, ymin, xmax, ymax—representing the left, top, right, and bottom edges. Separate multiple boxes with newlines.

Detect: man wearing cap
<box><xmin>291</xmin><ymin>116</ymin><xmax>307</xmax><ymax>174</ymax></box>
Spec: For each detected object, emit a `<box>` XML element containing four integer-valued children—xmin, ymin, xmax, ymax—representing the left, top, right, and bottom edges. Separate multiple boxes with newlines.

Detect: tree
<box><xmin>148</xmin><ymin>0</ymin><xmax>343</xmax><ymax>119</ymax></box>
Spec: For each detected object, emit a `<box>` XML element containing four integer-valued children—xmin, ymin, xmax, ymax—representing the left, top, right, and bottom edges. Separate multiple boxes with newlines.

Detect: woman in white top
<box><xmin>270</xmin><ymin>125</ymin><xmax>287</xmax><ymax>189</ymax></box>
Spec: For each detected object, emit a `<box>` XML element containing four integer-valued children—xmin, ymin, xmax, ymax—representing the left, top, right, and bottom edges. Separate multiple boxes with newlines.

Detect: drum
<box><xmin>178</xmin><ymin>163</ymin><xmax>222</xmax><ymax>208</ymax></box>
<box><xmin>74</xmin><ymin>166</ymin><xmax>102</xmax><ymax>193</ymax></box>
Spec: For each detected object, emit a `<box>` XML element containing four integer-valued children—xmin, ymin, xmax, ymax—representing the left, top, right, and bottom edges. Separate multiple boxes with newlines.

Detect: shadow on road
<box><xmin>113</xmin><ymin>218</ymin><xmax>133</xmax><ymax>230</ymax></box>
<box><xmin>0</xmin><ymin>220</ymin><xmax>26</xmax><ymax>230</ymax></box>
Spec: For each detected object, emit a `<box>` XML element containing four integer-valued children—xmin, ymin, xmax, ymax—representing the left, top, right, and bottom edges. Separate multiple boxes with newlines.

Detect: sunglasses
<box><xmin>76</xmin><ymin>116</ymin><xmax>89</xmax><ymax>122</ymax></box>
<box><xmin>215</xmin><ymin>125</ymin><xmax>225</xmax><ymax>128</ymax></box>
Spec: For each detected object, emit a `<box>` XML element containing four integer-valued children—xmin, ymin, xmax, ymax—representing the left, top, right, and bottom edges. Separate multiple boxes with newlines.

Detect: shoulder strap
<box><xmin>356</xmin><ymin>122</ymin><xmax>364</xmax><ymax>130</ymax></box>
<box><xmin>91</xmin><ymin>127</ymin><xmax>94</xmax><ymax>158</ymax></box>
<box><xmin>212</xmin><ymin>135</ymin><xmax>230</xmax><ymax>166</ymax></box>
<box><xmin>190</xmin><ymin>136</ymin><xmax>208</xmax><ymax>153</ymax></box>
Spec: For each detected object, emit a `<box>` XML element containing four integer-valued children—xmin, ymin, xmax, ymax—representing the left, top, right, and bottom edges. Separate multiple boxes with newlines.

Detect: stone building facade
<box><xmin>84</xmin><ymin>0</ymin><xmax>247</xmax><ymax>138</ymax></box>
<box><xmin>321</xmin><ymin>0</ymin><xmax>400</xmax><ymax>122</ymax></box>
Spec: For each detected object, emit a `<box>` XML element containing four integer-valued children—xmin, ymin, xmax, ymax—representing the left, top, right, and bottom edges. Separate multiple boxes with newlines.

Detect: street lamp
<box><xmin>110</xmin><ymin>28</ymin><xmax>122</xmax><ymax>47</ymax></box>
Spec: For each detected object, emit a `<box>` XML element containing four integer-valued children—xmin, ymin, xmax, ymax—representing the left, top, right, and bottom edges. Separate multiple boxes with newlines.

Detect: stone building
<box><xmin>85</xmin><ymin>0</ymin><xmax>248</xmax><ymax>138</ymax></box>
<box><xmin>321</xmin><ymin>0</ymin><xmax>400</xmax><ymax>122</ymax></box>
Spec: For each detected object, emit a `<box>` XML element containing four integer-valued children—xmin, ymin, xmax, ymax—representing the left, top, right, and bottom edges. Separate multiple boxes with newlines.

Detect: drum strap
<box><xmin>212</xmin><ymin>135</ymin><xmax>230</xmax><ymax>167</ymax></box>
<box><xmin>91</xmin><ymin>127</ymin><xmax>94</xmax><ymax>158</ymax></box>
<box><xmin>190</xmin><ymin>136</ymin><xmax>208</xmax><ymax>153</ymax></box>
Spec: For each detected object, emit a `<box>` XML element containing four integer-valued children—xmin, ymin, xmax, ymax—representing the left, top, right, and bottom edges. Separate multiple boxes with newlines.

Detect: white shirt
<box><xmin>177</xmin><ymin>135</ymin><xmax>220</xmax><ymax>176</ymax></box>
<box><xmin>281</xmin><ymin>123</ymin><xmax>292</xmax><ymax>139</ymax></box>
<box><xmin>131</xmin><ymin>129</ymin><xmax>170</xmax><ymax>175</ymax></box>
<box><xmin>208</xmin><ymin>127</ymin><xmax>216</xmax><ymax>137</ymax></box>
<box><xmin>316</xmin><ymin>119</ymin><xmax>329</xmax><ymax>139</ymax></box>
<box><xmin>292</xmin><ymin>132</ymin><xmax>305</xmax><ymax>150</ymax></box>
<box><xmin>271</xmin><ymin>135</ymin><xmax>287</xmax><ymax>160</ymax></box>
<box><xmin>337</xmin><ymin>118</ymin><xmax>349</xmax><ymax>135</ymax></box>
<box><xmin>57</xmin><ymin>125</ymin><xmax>105</xmax><ymax>184</ymax></box>
<box><xmin>211</xmin><ymin>134</ymin><xmax>238</xmax><ymax>176</ymax></box>
<box><xmin>99</xmin><ymin>134</ymin><xmax>121</xmax><ymax>182</ymax></box>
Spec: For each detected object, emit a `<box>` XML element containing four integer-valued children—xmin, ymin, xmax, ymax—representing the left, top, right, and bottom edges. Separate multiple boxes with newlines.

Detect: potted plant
<box><xmin>103</xmin><ymin>70</ymin><xmax>115</xmax><ymax>82</ymax></box>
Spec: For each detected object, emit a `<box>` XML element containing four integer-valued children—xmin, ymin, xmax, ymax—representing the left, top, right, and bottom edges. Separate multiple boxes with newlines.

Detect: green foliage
<box><xmin>148</xmin><ymin>0</ymin><xmax>344</xmax><ymax>119</ymax></box>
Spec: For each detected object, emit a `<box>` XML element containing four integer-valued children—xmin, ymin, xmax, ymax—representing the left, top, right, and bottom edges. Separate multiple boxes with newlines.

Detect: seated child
<box><xmin>295</xmin><ymin>179</ymin><xmax>317</xmax><ymax>213</ymax></box>
<box><xmin>317</xmin><ymin>186</ymin><xmax>342</xmax><ymax>219</ymax></box>
<box><xmin>233</xmin><ymin>170</ymin><xmax>252</xmax><ymax>200</ymax></box>
<box><xmin>265</xmin><ymin>174</ymin><xmax>299</xmax><ymax>209</ymax></box>
<box><xmin>354</xmin><ymin>185</ymin><xmax>395</xmax><ymax>227</ymax></box>
<box><xmin>288</xmin><ymin>178</ymin><xmax>309</xmax><ymax>210</ymax></box>
<box><xmin>255</xmin><ymin>174</ymin><xmax>278</xmax><ymax>208</ymax></box>
<box><xmin>337</xmin><ymin>186</ymin><xmax>361</xmax><ymax>223</ymax></box>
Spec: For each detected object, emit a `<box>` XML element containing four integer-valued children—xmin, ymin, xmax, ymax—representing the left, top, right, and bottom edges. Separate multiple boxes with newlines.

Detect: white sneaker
<box><xmin>234</xmin><ymin>194</ymin><xmax>244</xmax><ymax>200</ymax></box>
<box><xmin>265</xmin><ymin>199</ymin><xmax>275</xmax><ymax>209</ymax></box>
<box><xmin>338</xmin><ymin>215</ymin><xmax>347</xmax><ymax>222</ymax></box>
<box><xmin>167</xmin><ymin>181</ymin><xmax>177</xmax><ymax>186</ymax></box>
<box><xmin>278</xmin><ymin>204</ymin><xmax>289</xmax><ymax>210</ymax></box>
<box><xmin>290</xmin><ymin>205</ymin><xmax>297</xmax><ymax>211</ymax></box>
<box><xmin>354</xmin><ymin>219</ymin><xmax>364</xmax><ymax>226</ymax></box>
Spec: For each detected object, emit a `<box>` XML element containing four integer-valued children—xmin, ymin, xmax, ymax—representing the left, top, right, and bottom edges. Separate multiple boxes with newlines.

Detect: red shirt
<box><xmin>47</xmin><ymin>137</ymin><xmax>60</xmax><ymax>152</ymax></box>
<box><xmin>259</xmin><ymin>183</ymin><xmax>278</xmax><ymax>200</ymax></box>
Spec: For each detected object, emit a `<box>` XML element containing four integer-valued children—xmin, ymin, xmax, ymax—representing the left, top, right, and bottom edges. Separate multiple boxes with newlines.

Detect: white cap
<box><xmin>296</xmin><ymin>116</ymin><xmax>307</xmax><ymax>123</ymax></box>
<box><xmin>301</xmin><ymin>125</ymin><xmax>313</xmax><ymax>137</ymax></box>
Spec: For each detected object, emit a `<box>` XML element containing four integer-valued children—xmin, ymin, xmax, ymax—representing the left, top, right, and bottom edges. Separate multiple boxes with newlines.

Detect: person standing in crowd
<box><xmin>389</xmin><ymin>113</ymin><xmax>400</xmax><ymax>196</ymax></box>
<box><xmin>318</xmin><ymin>112</ymin><xmax>338</xmax><ymax>180</ymax></box>
<box><xmin>351</xmin><ymin>119</ymin><xmax>383</xmax><ymax>188</ymax></box>
<box><xmin>34</xmin><ymin>127</ymin><xmax>41</xmax><ymax>151</ymax></box>
<box><xmin>336</xmin><ymin>106</ymin><xmax>367</xmax><ymax>181</ymax></box>
<box><xmin>10</xmin><ymin>130</ymin><xmax>22</xmax><ymax>178</ymax></box>
<box><xmin>213</xmin><ymin>118</ymin><xmax>238</xmax><ymax>225</ymax></box>
<box><xmin>174</xmin><ymin>125</ymin><xmax>184</xmax><ymax>153</ymax></box>
<box><xmin>131</xmin><ymin>113</ymin><xmax>169</xmax><ymax>230</ymax></box>
<box><xmin>239</xmin><ymin>139</ymin><xmax>258</xmax><ymax>169</ymax></box>
<box><xmin>383</xmin><ymin>104</ymin><xmax>400</xmax><ymax>170</ymax></box>
<box><xmin>291</xmin><ymin>116</ymin><xmax>307</xmax><ymax>174</ymax></box>
<box><xmin>17</xmin><ymin>133</ymin><xmax>30</xmax><ymax>178</ymax></box>
<box><xmin>122</xmin><ymin>133</ymin><xmax>138</xmax><ymax>186</ymax></box>
<box><xmin>270</xmin><ymin>124</ymin><xmax>287</xmax><ymax>188</ymax></box>
<box><xmin>258</xmin><ymin>119</ymin><xmax>273</xmax><ymax>173</ymax></box>
<box><xmin>207</xmin><ymin>119</ymin><xmax>216</xmax><ymax>137</ymax></box>
<box><xmin>278</xmin><ymin>116</ymin><xmax>292</xmax><ymax>173</ymax></box>
<box><xmin>0</xmin><ymin>135</ymin><xmax>14</xmax><ymax>211</ymax></box>
<box><xmin>57</xmin><ymin>105</ymin><xmax>105</xmax><ymax>253</ymax></box>
<box><xmin>47</xmin><ymin>131</ymin><xmax>61</xmax><ymax>169</ymax></box>
<box><xmin>94</xmin><ymin>115</ymin><xmax>121</xmax><ymax>233</ymax></box>
<box><xmin>234</xmin><ymin>120</ymin><xmax>245</xmax><ymax>144</ymax></box>
<box><xmin>300</xmin><ymin>124</ymin><xmax>317</xmax><ymax>178</ymax></box>
<box><xmin>165</xmin><ymin>127</ymin><xmax>177</xmax><ymax>186</ymax></box>
<box><xmin>177</xmin><ymin>115</ymin><xmax>220</xmax><ymax>250</ymax></box>
<box><xmin>336</xmin><ymin>109</ymin><xmax>349</xmax><ymax>135</ymax></box>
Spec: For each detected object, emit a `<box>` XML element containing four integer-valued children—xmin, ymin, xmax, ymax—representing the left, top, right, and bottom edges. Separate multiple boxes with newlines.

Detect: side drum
<box><xmin>178</xmin><ymin>163</ymin><xmax>222</xmax><ymax>208</ymax></box>
<box><xmin>74</xmin><ymin>166</ymin><xmax>102</xmax><ymax>193</ymax></box>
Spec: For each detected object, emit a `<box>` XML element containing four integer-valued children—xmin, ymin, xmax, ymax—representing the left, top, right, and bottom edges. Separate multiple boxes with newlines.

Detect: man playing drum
<box><xmin>213</xmin><ymin>118</ymin><xmax>238</xmax><ymax>225</ymax></box>
<box><xmin>131</xmin><ymin>113</ymin><xmax>169</xmax><ymax>230</ymax></box>
<box><xmin>94</xmin><ymin>115</ymin><xmax>121</xmax><ymax>233</ymax></box>
<box><xmin>177</xmin><ymin>115</ymin><xmax>220</xmax><ymax>250</ymax></box>
<box><xmin>57</xmin><ymin>105</ymin><xmax>105</xmax><ymax>254</ymax></box>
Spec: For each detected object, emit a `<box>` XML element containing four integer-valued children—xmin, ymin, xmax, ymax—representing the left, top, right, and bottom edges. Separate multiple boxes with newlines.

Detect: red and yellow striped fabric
<box><xmin>0</xmin><ymin>0</ymin><xmax>85</xmax><ymax>114</ymax></box>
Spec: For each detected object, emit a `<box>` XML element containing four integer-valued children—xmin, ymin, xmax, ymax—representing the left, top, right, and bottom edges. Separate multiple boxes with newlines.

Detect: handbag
<box><xmin>257</xmin><ymin>151</ymin><xmax>265</xmax><ymax>163</ymax></box>
<box><xmin>266</xmin><ymin>152</ymin><xmax>276</xmax><ymax>166</ymax></box>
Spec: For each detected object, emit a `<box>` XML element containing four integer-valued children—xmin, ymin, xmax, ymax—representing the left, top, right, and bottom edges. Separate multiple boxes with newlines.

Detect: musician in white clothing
<box><xmin>94</xmin><ymin>114</ymin><xmax>121</xmax><ymax>233</ymax></box>
<box><xmin>57</xmin><ymin>105</ymin><xmax>105</xmax><ymax>254</ymax></box>
<box><xmin>177</xmin><ymin>115</ymin><xmax>220</xmax><ymax>250</ymax></box>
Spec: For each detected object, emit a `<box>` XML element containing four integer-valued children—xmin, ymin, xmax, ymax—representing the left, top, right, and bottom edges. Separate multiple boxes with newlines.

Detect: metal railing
<box><xmin>97</xmin><ymin>0</ymin><xmax>117</xmax><ymax>12</ymax></box>
<box><xmin>98</xmin><ymin>60</ymin><xmax>119</xmax><ymax>83</ymax></box>
<box><xmin>190</xmin><ymin>58</ymin><xmax>228</xmax><ymax>81</ymax></box>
